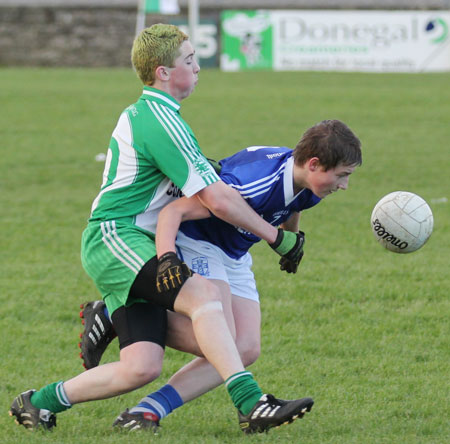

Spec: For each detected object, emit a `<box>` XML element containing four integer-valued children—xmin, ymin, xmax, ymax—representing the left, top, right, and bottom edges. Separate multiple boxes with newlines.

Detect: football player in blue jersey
<box><xmin>81</xmin><ymin>119</ymin><xmax>362</xmax><ymax>432</ymax></box>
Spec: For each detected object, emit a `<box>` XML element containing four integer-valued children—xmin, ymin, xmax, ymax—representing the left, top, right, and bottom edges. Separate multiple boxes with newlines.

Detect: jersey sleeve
<box><xmin>135</xmin><ymin>103</ymin><xmax>219</xmax><ymax>197</ymax></box>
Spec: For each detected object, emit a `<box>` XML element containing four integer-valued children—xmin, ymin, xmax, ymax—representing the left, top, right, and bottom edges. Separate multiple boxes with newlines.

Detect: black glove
<box><xmin>156</xmin><ymin>252</ymin><xmax>192</xmax><ymax>293</ymax></box>
<box><xmin>278</xmin><ymin>231</ymin><xmax>305</xmax><ymax>273</ymax></box>
<box><xmin>269</xmin><ymin>229</ymin><xmax>305</xmax><ymax>264</ymax></box>
<box><xmin>279</xmin><ymin>251</ymin><xmax>304</xmax><ymax>274</ymax></box>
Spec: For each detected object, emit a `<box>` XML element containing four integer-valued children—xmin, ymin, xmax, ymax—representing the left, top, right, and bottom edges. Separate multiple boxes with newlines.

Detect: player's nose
<box><xmin>338</xmin><ymin>177</ymin><xmax>349</xmax><ymax>190</ymax></box>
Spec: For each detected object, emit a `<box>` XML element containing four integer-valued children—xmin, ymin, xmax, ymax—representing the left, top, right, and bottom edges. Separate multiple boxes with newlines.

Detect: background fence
<box><xmin>1</xmin><ymin>1</ymin><xmax>449</xmax><ymax>66</ymax></box>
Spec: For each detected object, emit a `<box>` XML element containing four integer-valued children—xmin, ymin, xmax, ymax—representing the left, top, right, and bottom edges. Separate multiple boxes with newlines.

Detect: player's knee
<box><xmin>237</xmin><ymin>339</ymin><xmax>260</xmax><ymax>367</ymax></box>
<box><xmin>119</xmin><ymin>351</ymin><xmax>163</xmax><ymax>387</ymax></box>
<box><xmin>199</xmin><ymin>274</ymin><xmax>222</xmax><ymax>302</ymax></box>
<box><xmin>175</xmin><ymin>274</ymin><xmax>224</xmax><ymax>319</ymax></box>
<box><xmin>189</xmin><ymin>274</ymin><xmax>222</xmax><ymax>305</ymax></box>
<box><xmin>189</xmin><ymin>278</ymin><xmax>224</xmax><ymax>322</ymax></box>
<box><xmin>125</xmin><ymin>363</ymin><xmax>162</xmax><ymax>387</ymax></box>
<box><xmin>191</xmin><ymin>300</ymin><xmax>224</xmax><ymax>324</ymax></box>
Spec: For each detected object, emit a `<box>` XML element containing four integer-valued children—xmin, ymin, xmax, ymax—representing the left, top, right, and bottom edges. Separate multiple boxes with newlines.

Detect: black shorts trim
<box><xmin>111</xmin><ymin>302</ymin><xmax>167</xmax><ymax>350</ymax></box>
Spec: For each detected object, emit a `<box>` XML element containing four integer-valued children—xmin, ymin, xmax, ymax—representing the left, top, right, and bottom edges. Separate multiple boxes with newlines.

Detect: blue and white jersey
<box><xmin>180</xmin><ymin>146</ymin><xmax>321</xmax><ymax>259</ymax></box>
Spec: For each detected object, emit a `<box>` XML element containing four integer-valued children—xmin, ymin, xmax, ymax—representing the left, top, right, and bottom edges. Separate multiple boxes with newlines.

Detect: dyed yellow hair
<box><xmin>131</xmin><ymin>24</ymin><xmax>188</xmax><ymax>85</ymax></box>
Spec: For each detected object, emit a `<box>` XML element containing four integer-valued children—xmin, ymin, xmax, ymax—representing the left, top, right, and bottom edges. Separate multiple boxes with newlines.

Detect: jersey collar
<box><xmin>141</xmin><ymin>87</ymin><xmax>181</xmax><ymax>112</ymax></box>
<box><xmin>283</xmin><ymin>156</ymin><xmax>304</xmax><ymax>206</ymax></box>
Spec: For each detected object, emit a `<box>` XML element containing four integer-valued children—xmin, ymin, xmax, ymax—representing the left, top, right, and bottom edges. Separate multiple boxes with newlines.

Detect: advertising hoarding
<box><xmin>221</xmin><ymin>10</ymin><xmax>450</xmax><ymax>72</ymax></box>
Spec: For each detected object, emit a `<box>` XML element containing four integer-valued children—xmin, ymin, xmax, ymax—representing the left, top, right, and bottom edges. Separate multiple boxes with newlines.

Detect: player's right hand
<box><xmin>278</xmin><ymin>231</ymin><xmax>305</xmax><ymax>274</ymax></box>
<box><xmin>279</xmin><ymin>254</ymin><xmax>303</xmax><ymax>274</ymax></box>
<box><xmin>269</xmin><ymin>229</ymin><xmax>305</xmax><ymax>265</ymax></box>
<box><xmin>156</xmin><ymin>252</ymin><xmax>192</xmax><ymax>293</ymax></box>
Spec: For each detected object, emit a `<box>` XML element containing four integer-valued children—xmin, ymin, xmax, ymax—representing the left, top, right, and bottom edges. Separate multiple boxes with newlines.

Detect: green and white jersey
<box><xmin>89</xmin><ymin>87</ymin><xmax>219</xmax><ymax>235</ymax></box>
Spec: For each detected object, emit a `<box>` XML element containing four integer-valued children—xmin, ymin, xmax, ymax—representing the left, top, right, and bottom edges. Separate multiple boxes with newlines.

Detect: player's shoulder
<box><xmin>221</xmin><ymin>145</ymin><xmax>291</xmax><ymax>168</ymax></box>
<box><xmin>119</xmin><ymin>95</ymin><xmax>180</xmax><ymax>137</ymax></box>
<box><xmin>241</xmin><ymin>145</ymin><xmax>291</xmax><ymax>158</ymax></box>
<box><xmin>219</xmin><ymin>146</ymin><xmax>292</xmax><ymax>187</ymax></box>
<box><xmin>123</xmin><ymin>98</ymin><xmax>154</xmax><ymax>121</ymax></box>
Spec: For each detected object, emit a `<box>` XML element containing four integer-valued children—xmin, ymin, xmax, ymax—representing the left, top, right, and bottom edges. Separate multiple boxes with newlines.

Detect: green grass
<box><xmin>0</xmin><ymin>68</ymin><xmax>449</xmax><ymax>444</ymax></box>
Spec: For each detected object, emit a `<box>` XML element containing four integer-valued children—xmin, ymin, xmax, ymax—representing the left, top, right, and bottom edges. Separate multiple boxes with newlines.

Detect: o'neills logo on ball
<box><xmin>372</xmin><ymin>218</ymin><xmax>409</xmax><ymax>250</ymax></box>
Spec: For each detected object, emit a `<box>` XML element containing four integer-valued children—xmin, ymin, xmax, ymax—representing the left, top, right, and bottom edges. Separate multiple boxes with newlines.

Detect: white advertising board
<box><xmin>221</xmin><ymin>10</ymin><xmax>450</xmax><ymax>72</ymax></box>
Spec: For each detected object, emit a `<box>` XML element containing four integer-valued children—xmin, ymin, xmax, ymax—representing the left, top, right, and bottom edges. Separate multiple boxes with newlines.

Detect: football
<box><xmin>371</xmin><ymin>191</ymin><xmax>433</xmax><ymax>253</ymax></box>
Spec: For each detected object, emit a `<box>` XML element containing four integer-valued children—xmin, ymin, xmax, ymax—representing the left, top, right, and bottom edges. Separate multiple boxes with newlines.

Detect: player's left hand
<box><xmin>156</xmin><ymin>252</ymin><xmax>192</xmax><ymax>293</ymax></box>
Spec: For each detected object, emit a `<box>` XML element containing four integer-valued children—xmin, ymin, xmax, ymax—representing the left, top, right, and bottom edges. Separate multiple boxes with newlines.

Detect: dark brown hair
<box><xmin>293</xmin><ymin>120</ymin><xmax>362</xmax><ymax>170</ymax></box>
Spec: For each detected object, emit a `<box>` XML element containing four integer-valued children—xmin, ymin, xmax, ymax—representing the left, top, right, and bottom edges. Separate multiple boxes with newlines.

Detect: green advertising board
<box><xmin>221</xmin><ymin>10</ymin><xmax>273</xmax><ymax>71</ymax></box>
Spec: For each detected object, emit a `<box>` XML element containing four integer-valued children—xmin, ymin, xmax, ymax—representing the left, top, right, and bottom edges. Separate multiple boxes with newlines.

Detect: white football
<box><xmin>371</xmin><ymin>191</ymin><xmax>433</xmax><ymax>253</ymax></box>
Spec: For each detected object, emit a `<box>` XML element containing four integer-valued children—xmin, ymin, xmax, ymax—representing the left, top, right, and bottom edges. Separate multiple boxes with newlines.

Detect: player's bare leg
<box><xmin>9</xmin><ymin>341</ymin><xmax>165</xmax><ymax>430</ymax></box>
<box><xmin>173</xmin><ymin>274</ymin><xmax>244</xmax><ymax>381</ymax></box>
<box><xmin>166</xmin><ymin>296</ymin><xmax>261</xmax><ymax>402</ymax></box>
<box><xmin>165</xmin><ymin>279</ymin><xmax>236</xmax><ymax>354</ymax></box>
<box><xmin>64</xmin><ymin>341</ymin><xmax>164</xmax><ymax>403</ymax></box>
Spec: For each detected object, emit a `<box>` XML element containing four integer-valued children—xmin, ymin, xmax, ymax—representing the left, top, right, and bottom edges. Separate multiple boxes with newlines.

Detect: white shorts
<box><xmin>176</xmin><ymin>231</ymin><xmax>259</xmax><ymax>303</ymax></box>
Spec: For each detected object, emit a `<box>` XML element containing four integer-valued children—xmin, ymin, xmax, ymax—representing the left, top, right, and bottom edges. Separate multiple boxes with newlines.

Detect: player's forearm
<box><xmin>197</xmin><ymin>181</ymin><xmax>278</xmax><ymax>244</ymax></box>
<box><xmin>280</xmin><ymin>212</ymin><xmax>300</xmax><ymax>232</ymax></box>
<box><xmin>156</xmin><ymin>196</ymin><xmax>211</xmax><ymax>257</ymax></box>
<box><xmin>156</xmin><ymin>206</ymin><xmax>182</xmax><ymax>257</ymax></box>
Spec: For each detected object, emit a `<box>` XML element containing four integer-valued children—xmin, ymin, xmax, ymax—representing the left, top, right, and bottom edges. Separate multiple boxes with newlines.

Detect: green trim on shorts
<box><xmin>81</xmin><ymin>220</ymin><xmax>156</xmax><ymax>315</ymax></box>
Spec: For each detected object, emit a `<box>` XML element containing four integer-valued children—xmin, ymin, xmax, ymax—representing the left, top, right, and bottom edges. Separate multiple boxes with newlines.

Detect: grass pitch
<box><xmin>0</xmin><ymin>68</ymin><xmax>449</xmax><ymax>444</ymax></box>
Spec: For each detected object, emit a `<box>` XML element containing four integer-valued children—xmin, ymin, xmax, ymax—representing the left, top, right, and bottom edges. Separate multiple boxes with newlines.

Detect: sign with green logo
<box><xmin>221</xmin><ymin>10</ymin><xmax>450</xmax><ymax>72</ymax></box>
<box><xmin>221</xmin><ymin>10</ymin><xmax>273</xmax><ymax>71</ymax></box>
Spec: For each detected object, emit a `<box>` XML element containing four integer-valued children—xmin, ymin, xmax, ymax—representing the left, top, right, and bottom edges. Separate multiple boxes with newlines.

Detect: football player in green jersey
<box><xmin>10</xmin><ymin>24</ymin><xmax>309</xmax><ymax>434</ymax></box>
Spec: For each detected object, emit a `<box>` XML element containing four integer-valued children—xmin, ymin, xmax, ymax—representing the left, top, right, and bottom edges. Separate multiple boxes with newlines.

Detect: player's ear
<box><xmin>155</xmin><ymin>66</ymin><xmax>171</xmax><ymax>81</ymax></box>
<box><xmin>308</xmin><ymin>157</ymin><xmax>321</xmax><ymax>172</ymax></box>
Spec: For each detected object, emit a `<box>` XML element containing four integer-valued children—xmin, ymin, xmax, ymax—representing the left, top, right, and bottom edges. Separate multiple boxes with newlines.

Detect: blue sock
<box><xmin>103</xmin><ymin>306</ymin><xmax>111</xmax><ymax>322</ymax></box>
<box><xmin>129</xmin><ymin>385</ymin><xmax>183</xmax><ymax>420</ymax></box>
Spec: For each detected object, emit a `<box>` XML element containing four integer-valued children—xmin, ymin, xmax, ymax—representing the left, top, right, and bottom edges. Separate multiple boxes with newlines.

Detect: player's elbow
<box><xmin>197</xmin><ymin>182</ymin><xmax>236</xmax><ymax>220</ymax></box>
<box><xmin>206</xmin><ymin>197</ymin><xmax>234</xmax><ymax>220</ymax></box>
